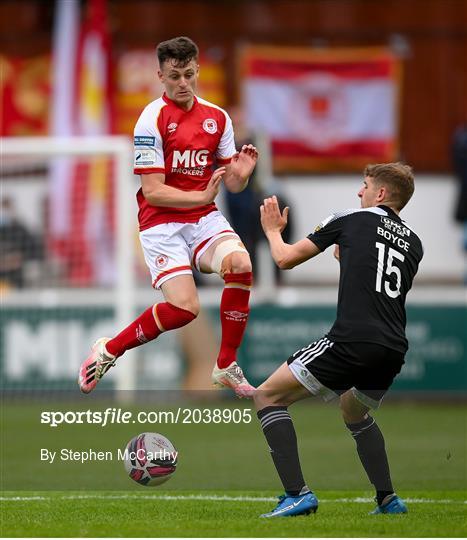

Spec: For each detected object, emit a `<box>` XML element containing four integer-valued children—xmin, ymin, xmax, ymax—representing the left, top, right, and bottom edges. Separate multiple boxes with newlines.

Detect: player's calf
<box><xmin>213</xmin><ymin>270</ymin><xmax>254</xmax><ymax>396</ymax></box>
<box><xmin>78</xmin><ymin>303</ymin><xmax>196</xmax><ymax>394</ymax></box>
<box><xmin>216</xmin><ymin>270</ymin><xmax>252</xmax><ymax>367</ymax></box>
<box><xmin>105</xmin><ymin>302</ymin><xmax>196</xmax><ymax>358</ymax></box>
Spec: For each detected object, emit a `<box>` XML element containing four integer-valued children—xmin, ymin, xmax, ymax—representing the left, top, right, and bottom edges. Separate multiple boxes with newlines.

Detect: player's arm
<box><xmin>333</xmin><ymin>245</ymin><xmax>340</xmax><ymax>261</ymax></box>
<box><xmin>141</xmin><ymin>167</ymin><xmax>225</xmax><ymax>207</ymax></box>
<box><xmin>260</xmin><ymin>196</ymin><xmax>321</xmax><ymax>269</ymax></box>
<box><xmin>223</xmin><ymin>144</ymin><xmax>259</xmax><ymax>193</ymax></box>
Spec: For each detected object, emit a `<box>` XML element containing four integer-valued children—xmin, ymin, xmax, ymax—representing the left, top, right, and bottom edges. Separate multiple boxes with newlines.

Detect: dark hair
<box><xmin>156</xmin><ymin>36</ymin><xmax>199</xmax><ymax>68</ymax></box>
<box><xmin>364</xmin><ymin>162</ymin><xmax>415</xmax><ymax>210</ymax></box>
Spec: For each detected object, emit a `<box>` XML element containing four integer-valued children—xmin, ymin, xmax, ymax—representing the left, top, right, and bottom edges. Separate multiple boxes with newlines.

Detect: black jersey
<box><xmin>307</xmin><ymin>205</ymin><xmax>423</xmax><ymax>353</ymax></box>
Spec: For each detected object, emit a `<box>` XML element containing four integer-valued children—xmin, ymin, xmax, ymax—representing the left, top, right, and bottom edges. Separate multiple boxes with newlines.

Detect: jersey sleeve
<box><xmin>133</xmin><ymin>106</ymin><xmax>165</xmax><ymax>175</ymax></box>
<box><xmin>216</xmin><ymin>111</ymin><xmax>236</xmax><ymax>164</ymax></box>
<box><xmin>307</xmin><ymin>213</ymin><xmax>344</xmax><ymax>251</ymax></box>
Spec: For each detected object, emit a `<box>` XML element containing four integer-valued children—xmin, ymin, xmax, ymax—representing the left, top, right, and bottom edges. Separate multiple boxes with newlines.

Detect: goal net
<box><xmin>1</xmin><ymin>136</ymin><xmax>141</xmax><ymax>395</ymax></box>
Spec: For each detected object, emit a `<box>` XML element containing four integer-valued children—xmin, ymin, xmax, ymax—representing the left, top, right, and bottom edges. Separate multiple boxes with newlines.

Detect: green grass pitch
<box><xmin>2</xmin><ymin>490</ymin><xmax>466</xmax><ymax>537</ymax></box>
<box><xmin>1</xmin><ymin>400</ymin><xmax>466</xmax><ymax>537</ymax></box>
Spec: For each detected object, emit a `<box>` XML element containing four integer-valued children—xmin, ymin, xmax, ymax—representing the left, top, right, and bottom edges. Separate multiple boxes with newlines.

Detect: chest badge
<box><xmin>168</xmin><ymin>122</ymin><xmax>178</xmax><ymax>134</ymax></box>
<box><xmin>203</xmin><ymin>118</ymin><xmax>217</xmax><ymax>134</ymax></box>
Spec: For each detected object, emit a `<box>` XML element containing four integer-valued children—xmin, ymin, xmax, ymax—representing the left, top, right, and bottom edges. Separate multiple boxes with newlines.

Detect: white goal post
<box><xmin>1</xmin><ymin>136</ymin><xmax>137</xmax><ymax>394</ymax></box>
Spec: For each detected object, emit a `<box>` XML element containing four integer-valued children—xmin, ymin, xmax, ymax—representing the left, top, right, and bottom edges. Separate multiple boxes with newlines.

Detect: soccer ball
<box><xmin>123</xmin><ymin>432</ymin><xmax>178</xmax><ymax>486</ymax></box>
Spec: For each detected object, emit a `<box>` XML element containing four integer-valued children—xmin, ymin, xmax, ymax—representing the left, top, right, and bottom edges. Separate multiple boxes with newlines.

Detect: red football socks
<box><xmin>105</xmin><ymin>302</ymin><xmax>196</xmax><ymax>357</ymax></box>
<box><xmin>104</xmin><ymin>274</ymin><xmax>251</xmax><ymax>368</ymax></box>
<box><xmin>217</xmin><ymin>272</ymin><xmax>252</xmax><ymax>368</ymax></box>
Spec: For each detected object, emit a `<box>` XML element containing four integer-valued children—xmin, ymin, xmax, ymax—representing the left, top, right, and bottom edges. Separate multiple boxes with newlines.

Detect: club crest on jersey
<box><xmin>203</xmin><ymin>118</ymin><xmax>217</xmax><ymax>134</ymax></box>
<box><xmin>168</xmin><ymin>122</ymin><xmax>178</xmax><ymax>133</ymax></box>
<box><xmin>155</xmin><ymin>254</ymin><xmax>169</xmax><ymax>269</ymax></box>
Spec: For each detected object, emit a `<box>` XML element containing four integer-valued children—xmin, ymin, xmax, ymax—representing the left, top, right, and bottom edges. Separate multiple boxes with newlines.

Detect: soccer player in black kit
<box><xmin>256</xmin><ymin>162</ymin><xmax>423</xmax><ymax>517</ymax></box>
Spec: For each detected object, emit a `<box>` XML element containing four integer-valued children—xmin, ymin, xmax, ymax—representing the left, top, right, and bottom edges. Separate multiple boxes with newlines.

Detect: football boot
<box><xmin>370</xmin><ymin>494</ymin><xmax>408</xmax><ymax>514</ymax></box>
<box><xmin>78</xmin><ymin>337</ymin><xmax>116</xmax><ymax>393</ymax></box>
<box><xmin>211</xmin><ymin>361</ymin><xmax>255</xmax><ymax>398</ymax></box>
<box><xmin>260</xmin><ymin>491</ymin><xmax>318</xmax><ymax>518</ymax></box>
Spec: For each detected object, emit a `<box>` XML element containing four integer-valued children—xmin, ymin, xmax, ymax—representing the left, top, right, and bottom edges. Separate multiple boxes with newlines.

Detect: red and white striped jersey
<box><xmin>134</xmin><ymin>93</ymin><xmax>236</xmax><ymax>231</ymax></box>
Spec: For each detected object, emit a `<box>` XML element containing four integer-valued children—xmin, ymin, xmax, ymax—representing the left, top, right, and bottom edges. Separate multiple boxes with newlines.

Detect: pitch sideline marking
<box><xmin>1</xmin><ymin>494</ymin><xmax>466</xmax><ymax>504</ymax></box>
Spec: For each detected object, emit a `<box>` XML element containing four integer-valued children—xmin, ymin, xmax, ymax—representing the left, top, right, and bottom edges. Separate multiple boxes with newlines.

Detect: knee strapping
<box><xmin>211</xmin><ymin>238</ymin><xmax>249</xmax><ymax>274</ymax></box>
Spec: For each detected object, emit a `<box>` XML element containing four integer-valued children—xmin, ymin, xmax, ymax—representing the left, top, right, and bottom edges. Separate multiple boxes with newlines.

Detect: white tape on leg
<box><xmin>211</xmin><ymin>238</ymin><xmax>248</xmax><ymax>274</ymax></box>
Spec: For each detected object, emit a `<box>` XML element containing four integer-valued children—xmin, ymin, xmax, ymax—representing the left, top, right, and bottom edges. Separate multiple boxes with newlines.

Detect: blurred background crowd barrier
<box><xmin>1</xmin><ymin>0</ymin><xmax>465</xmax><ymax>397</ymax></box>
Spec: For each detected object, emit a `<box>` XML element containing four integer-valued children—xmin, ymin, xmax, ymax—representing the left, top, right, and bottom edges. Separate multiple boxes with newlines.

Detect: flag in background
<box><xmin>49</xmin><ymin>0</ymin><xmax>79</xmax><ymax>260</ymax></box>
<box><xmin>242</xmin><ymin>45</ymin><xmax>401</xmax><ymax>172</ymax></box>
<box><xmin>49</xmin><ymin>0</ymin><xmax>115</xmax><ymax>286</ymax></box>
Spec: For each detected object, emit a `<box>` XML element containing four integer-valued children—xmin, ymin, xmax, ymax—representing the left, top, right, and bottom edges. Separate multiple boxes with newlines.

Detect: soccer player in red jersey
<box><xmin>79</xmin><ymin>37</ymin><xmax>258</xmax><ymax>397</ymax></box>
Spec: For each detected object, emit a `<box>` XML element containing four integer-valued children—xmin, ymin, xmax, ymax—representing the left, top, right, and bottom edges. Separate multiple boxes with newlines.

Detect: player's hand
<box><xmin>201</xmin><ymin>166</ymin><xmax>225</xmax><ymax>204</ymax></box>
<box><xmin>333</xmin><ymin>245</ymin><xmax>340</xmax><ymax>261</ymax></box>
<box><xmin>230</xmin><ymin>144</ymin><xmax>258</xmax><ymax>179</ymax></box>
<box><xmin>260</xmin><ymin>196</ymin><xmax>289</xmax><ymax>235</ymax></box>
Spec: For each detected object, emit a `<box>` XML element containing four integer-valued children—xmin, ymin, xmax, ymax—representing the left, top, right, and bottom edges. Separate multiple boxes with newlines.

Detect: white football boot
<box><xmin>211</xmin><ymin>361</ymin><xmax>255</xmax><ymax>398</ymax></box>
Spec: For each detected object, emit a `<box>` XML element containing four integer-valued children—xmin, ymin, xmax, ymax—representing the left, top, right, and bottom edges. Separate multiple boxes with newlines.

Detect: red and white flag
<box><xmin>49</xmin><ymin>0</ymin><xmax>114</xmax><ymax>286</ymax></box>
<box><xmin>242</xmin><ymin>46</ymin><xmax>401</xmax><ymax>172</ymax></box>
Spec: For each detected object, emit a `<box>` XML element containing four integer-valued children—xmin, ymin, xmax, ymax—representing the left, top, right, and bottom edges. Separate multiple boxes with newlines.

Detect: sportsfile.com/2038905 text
<box><xmin>40</xmin><ymin>408</ymin><xmax>253</xmax><ymax>428</ymax></box>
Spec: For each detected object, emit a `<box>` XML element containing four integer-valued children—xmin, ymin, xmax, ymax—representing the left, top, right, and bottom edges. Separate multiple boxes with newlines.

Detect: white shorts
<box><xmin>139</xmin><ymin>211</ymin><xmax>237</xmax><ymax>289</ymax></box>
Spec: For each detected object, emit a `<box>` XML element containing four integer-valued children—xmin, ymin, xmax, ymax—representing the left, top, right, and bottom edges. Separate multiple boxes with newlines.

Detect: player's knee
<box><xmin>254</xmin><ymin>381</ymin><xmax>286</xmax><ymax>410</ymax></box>
<box><xmin>170</xmin><ymin>298</ymin><xmax>200</xmax><ymax>318</ymax></box>
<box><xmin>253</xmin><ymin>385</ymin><xmax>273</xmax><ymax>410</ymax></box>
<box><xmin>339</xmin><ymin>393</ymin><xmax>368</xmax><ymax>424</ymax></box>
<box><xmin>185</xmin><ymin>303</ymin><xmax>200</xmax><ymax>318</ymax></box>
<box><xmin>228</xmin><ymin>251</ymin><xmax>252</xmax><ymax>274</ymax></box>
<box><xmin>210</xmin><ymin>238</ymin><xmax>249</xmax><ymax>275</ymax></box>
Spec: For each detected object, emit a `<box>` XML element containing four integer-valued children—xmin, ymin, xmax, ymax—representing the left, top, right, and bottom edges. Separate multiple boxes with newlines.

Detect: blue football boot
<box><xmin>260</xmin><ymin>491</ymin><xmax>318</xmax><ymax>518</ymax></box>
<box><xmin>370</xmin><ymin>494</ymin><xmax>408</xmax><ymax>514</ymax></box>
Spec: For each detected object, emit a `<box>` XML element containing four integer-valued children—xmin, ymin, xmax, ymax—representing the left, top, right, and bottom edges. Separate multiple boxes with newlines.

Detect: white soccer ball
<box><xmin>123</xmin><ymin>432</ymin><xmax>178</xmax><ymax>486</ymax></box>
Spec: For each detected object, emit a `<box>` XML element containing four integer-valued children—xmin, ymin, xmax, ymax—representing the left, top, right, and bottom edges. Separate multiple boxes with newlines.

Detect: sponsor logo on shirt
<box><xmin>134</xmin><ymin>135</ymin><xmax>155</xmax><ymax>146</ymax></box>
<box><xmin>171</xmin><ymin>149</ymin><xmax>209</xmax><ymax>176</ymax></box>
<box><xmin>380</xmin><ymin>216</ymin><xmax>411</xmax><ymax>237</ymax></box>
<box><xmin>134</xmin><ymin>149</ymin><xmax>156</xmax><ymax>167</ymax></box>
<box><xmin>168</xmin><ymin>122</ymin><xmax>178</xmax><ymax>133</ymax></box>
<box><xmin>203</xmin><ymin>118</ymin><xmax>217</xmax><ymax>134</ymax></box>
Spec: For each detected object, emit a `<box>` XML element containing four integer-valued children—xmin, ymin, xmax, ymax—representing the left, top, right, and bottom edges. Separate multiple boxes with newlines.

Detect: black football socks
<box><xmin>346</xmin><ymin>415</ymin><xmax>394</xmax><ymax>505</ymax></box>
<box><xmin>257</xmin><ymin>406</ymin><xmax>309</xmax><ymax>496</ymax></box>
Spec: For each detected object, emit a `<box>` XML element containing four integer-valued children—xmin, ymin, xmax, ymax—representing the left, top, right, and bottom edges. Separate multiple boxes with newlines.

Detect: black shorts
<box><xmin>287</xmin><ymin>337</ymin><xmax>405</xmax><ymax>408</ymax></box>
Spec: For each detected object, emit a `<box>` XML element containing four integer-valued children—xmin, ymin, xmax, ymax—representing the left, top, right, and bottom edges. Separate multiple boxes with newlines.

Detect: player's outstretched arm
<box><xmin>223</xmin><ymin>144</ymin><xmax>258</xmax><ymax>193</ymax></box>
<box><xmin>260</xmin><ymin>196</ymin><xmax>320</xmax><ymax>269</ymax></box>
<box><xmin>141</xmin><ymin>167</ymin><xmax>225</xmax><ymax>207</ymax></box>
